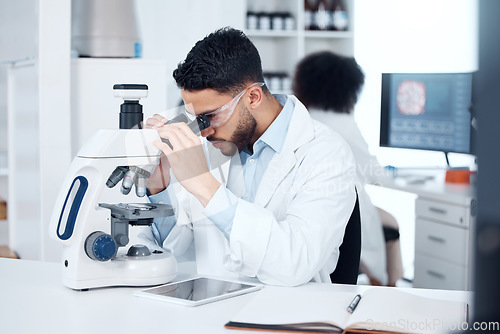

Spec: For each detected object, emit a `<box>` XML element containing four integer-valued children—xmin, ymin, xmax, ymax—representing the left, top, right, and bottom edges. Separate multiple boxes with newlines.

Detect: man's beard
<box><xmin>208</xmin><ymin>106</ymin><xmax>257</xmax><ymax>156</ymax></box>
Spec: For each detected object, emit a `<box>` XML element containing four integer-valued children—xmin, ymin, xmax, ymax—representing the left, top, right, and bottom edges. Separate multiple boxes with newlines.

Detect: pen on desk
<box><xmin>347</xmin><ymin>294</ymin><xmax>362</xmax><ymax>314</ymax></box>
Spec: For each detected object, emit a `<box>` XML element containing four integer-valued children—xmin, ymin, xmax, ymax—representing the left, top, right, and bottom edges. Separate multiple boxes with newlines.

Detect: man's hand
<box><xmin>153</xmin><ymin>121</ymin><xmax>221</xmax><ymax>207</ymax></box>
<box><xmin>145</xmin><ymin>114</ymin><xmax>171</xmax><ymax>195</ymax></box>
<box><xmin>146</xmin><ymin>154</ymin><xmax>171</xmax><ymax>195</ymax></box>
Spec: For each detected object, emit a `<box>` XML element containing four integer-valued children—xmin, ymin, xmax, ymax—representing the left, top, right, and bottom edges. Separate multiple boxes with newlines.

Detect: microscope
<box><xmin>49</xmin><ymin>84</ymin><xmax>209</xmax><ymax>290</ymax></box>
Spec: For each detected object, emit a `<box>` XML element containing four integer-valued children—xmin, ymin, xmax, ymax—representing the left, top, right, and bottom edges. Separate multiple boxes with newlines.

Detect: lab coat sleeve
<box><xmin>226</xmin><ymin>139</ymin><xmax>357</xmax><ymax>286</ymax></box>
<box><xmin>148</xmin><ymin>190</ymin><xmax>177</xmax><ymax>245</ymax></box>
<box><xmin>202</xmin><ymin>184</ymin><xmax>238</xmax><ymax>239</ymax></box>
<box><xmin>147</xmin><ymin>179</ymin><xmax>195</xmax><ymax>257</ymax></box>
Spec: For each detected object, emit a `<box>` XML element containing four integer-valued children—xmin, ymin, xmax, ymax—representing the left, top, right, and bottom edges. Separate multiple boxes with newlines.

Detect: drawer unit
<box><xmin>414</xmin><ymin>196</ymin><xmax>474</xmax><ymax>290</ymax></box>
<box><xmin>414</xmin><ymin>253</ymin><xmax>469</xmax><ymax>290</ymax></box>
<box><xmin>415</xmin><ymin>218</ymin><xmax>469</xmax><ymax>266</ymax></box>
<box><xmin>416</xmin><ymin>198</ymin><xmax>470</xmax><ymax>227</ymax></box>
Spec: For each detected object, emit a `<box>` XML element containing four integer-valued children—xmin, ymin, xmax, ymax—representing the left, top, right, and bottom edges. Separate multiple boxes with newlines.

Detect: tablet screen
<box><xmin>135</xmin><ymin>277</ymin><xmax>262</xmax><ymax>306</ymax></box>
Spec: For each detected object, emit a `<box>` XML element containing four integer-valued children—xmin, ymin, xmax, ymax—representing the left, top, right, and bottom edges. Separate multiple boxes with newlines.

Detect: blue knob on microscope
<box><xmin>85</xmin><ymin>232</ymin><xmax>118</xmax><ymax>261</ymax></box>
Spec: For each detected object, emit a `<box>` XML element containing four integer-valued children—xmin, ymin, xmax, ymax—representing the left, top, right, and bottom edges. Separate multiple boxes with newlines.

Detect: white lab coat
<box><xmin>308</xmin><ymin>109</ymin><xmax>388</xmax><ymax>285</ymax></box>
<box><xmin>148</xmin><ymin>96</ymin><xmax>357</xmax><ymax>286</ymax></box>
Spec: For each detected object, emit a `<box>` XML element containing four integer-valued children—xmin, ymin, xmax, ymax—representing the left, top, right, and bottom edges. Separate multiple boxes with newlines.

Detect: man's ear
<box><xmin>248</xmin><ymin>86</ymin><xmax>264</xmax><ymax>109</ymax></box>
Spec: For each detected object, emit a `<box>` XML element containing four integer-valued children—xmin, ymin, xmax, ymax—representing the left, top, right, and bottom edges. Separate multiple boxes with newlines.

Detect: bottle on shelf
<box><xmin>258</xmin><ymin>12</ymin><xmax>272</xmax><ymax>30</ymax></box>
<box><xmin>283</xmin><ymin>12</ymin><xmax>295</xmax><ymax>30</ymax></box>
<box><xmin>248</xmin><ymin>10</ymin><xmax>294</xmax><ymax>32</ymax></box>
<box><xmin>280</xmin><ymin>72</ymin><xmax>292</xmax><ymax>92</ymax></box>
<box><xmin>266</xmin><ymin>72</ymin><xmax>282</xmax><ymax>91</ymax></box>
<box><xmin>247</xmin><ymin>11</ymin><xmax>259</xmax><ymax>30</ymax></box>
<box><xmin>331</xmin><ymin>0</ymin><xmax>348</xmax><ymax>31</ymax></box>
<box><xmin>264</xmin><ymin>72</ymin><xmax>292</xmax><ymax>93</ymax></box>
<box><xmin>271</xmin><ymin>12</ymin><xmax>284</xmax><ymax>31</ymax></box>
<box><xmin>304</xmin><ymin>0</ymin><xmax>319</xmax><ymax>30</ymax></box>
<box><xmin>315</xmin><ymin>0</ymin><xmax>332</xmax><ymax>31</ymax></box>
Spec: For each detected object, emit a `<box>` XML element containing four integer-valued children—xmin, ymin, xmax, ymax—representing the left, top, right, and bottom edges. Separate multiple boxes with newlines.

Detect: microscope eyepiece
<box><xmin>161</xmin><ymin>114</ymin><xmax>210</xmax><ymax>149</ymax></box>
<box><xmin>192</xmin><ymin>114</ymin><xmax>211</xmax><ymax>132</ymax></box>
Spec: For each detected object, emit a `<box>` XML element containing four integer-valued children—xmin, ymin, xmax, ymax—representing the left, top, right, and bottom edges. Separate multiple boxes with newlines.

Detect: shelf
<box><xmin>246</xmin><ymin>30</ymin><xmax>298</xmax><ymax>38</ymax></box>
<box><xmin>304</xmin><ymin>30</ymin><xmax>353</xmax><ymax>39</ymax></box>
<box><xmin>244</xmin><ymin>0</ymin><xmax>354</xmax><ymax>75</ymax></box>
<box><xmin>247</xmin><ymin>29</ymin><xmax>354</xmax><ymax>39</ymax></box>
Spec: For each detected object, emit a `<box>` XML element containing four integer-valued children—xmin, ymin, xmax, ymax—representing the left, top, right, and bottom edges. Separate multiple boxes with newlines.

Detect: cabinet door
<box><xmin>7</xmin><ymin>62</ymin><xmax>42</xmax><ymax>260</ymax></box>
<box><xmin>415</xmin><ymin>218</ymin><xmax>469</xmax><ymax>266</ymax></box>
<box><xmin>414</xmin><ymin>253</ymin><xmax>469</xmax><ymax>290</ymax></box>
<box><xmin>416</xmin><ymin>198</ymin><xmax>470</xmax><ymax>226</ymax></box>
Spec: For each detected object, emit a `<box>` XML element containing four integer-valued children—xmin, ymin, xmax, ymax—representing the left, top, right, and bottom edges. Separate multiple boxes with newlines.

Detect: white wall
<box><xmin>135</xmin><ymin>0</ymin><xmax>245</xmax><ymax>109</ymax></box>
<box><xmin>353</xmin><ymin>0</ymin><xmax>479</xmax><ymax>280</ymax></box>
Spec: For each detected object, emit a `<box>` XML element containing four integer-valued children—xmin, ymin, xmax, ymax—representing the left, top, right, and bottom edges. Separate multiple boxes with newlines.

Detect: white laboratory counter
<box><xmin>0</xmin><ymin>258</ymin><xmax>473</xmax><ymax>334</ymax></box>
<box><xmin>377</xmin><ymin>170</ymin><xmax>475</xmax><ymax>207</ymax></box>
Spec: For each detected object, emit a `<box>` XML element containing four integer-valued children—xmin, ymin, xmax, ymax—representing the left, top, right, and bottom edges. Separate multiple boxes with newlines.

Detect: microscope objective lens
<box><xmin>121</xmin><ymin>170</ymin><xmax>137</xmax><ymax>195</ymax></box>
<box><xmin>106</xmin><ymin>166</ymin><xmax>128</xmax><ymax>188</ymax></box>
<box><xmin>135</xmin><ymin>176</ymin><xmax>147</xmax><ymax>197</ymax></box>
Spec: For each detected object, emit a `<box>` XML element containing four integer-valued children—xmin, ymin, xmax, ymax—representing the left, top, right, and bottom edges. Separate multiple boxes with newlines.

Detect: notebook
<box><xmin>225</xmin><ymin>285</ymin><xmax>468</xmax><ymax>334</ymax></box>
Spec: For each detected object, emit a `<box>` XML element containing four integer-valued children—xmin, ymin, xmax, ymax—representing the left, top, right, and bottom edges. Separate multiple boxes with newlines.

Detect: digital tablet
<box><xmin>133</xmin><ymin>277</ymin><xmax>263</xmax><ymax>307</ymax></box>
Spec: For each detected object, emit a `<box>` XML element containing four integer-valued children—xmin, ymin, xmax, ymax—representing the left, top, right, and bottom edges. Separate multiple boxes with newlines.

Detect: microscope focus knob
<box><xmin>85</xmin><ymin>231</ymin><xmax>117</xmax><ymax>262</ymax></box>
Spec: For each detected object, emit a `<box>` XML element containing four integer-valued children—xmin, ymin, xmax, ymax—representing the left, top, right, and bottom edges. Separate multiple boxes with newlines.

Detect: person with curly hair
<box><xmin>293</xmin><ymin>51</ymin><xmax>403</xmax><ymax>286</ymax></box>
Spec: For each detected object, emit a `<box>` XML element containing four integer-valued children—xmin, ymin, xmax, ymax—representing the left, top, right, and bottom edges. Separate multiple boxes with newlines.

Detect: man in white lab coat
<box><xmin>144</xmin><ymin>27</ymin><xmax>357</xmax><ymax>286</ymax></box>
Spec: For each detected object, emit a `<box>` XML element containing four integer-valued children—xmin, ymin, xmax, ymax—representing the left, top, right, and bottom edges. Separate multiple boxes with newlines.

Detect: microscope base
<box><xmin>61</xmin><ymin>250</ymin><xmax>178</xmax><ymax>290</ymax></box>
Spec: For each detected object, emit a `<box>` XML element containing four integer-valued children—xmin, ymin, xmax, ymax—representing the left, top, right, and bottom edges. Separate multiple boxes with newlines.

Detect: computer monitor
<box><xmin>380</xmin><ymin>72</ymin><xmax>475</xmax><ymax>162</ymax></box>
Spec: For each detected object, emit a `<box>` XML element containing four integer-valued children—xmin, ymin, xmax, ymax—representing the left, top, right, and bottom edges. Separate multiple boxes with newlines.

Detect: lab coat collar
<box><xmin>281</xmin><ymin>96</ymin><xmax>315</xmax><ymax>152</ymax></box>
<box><xmin>253</xmin><ymin>95</ymin><xmax>315</xmax><ymax>207</ymax></box>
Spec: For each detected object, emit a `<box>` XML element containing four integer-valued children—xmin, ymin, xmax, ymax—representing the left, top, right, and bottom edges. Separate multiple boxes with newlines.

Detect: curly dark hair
<box><xmin>293</xmin><ymin>51</ymin><xmax>365</xmax><ymax>114</ymax></box>
<box><xmin>173</xmin><ymin>27</ymin><xmax>267</xmax><ymax>95</ymax></box>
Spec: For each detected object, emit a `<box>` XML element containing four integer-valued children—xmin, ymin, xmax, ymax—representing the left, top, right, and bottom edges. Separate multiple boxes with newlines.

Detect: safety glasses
<box><xmin>186</xmin><ymin>82</ymin><xmax>265</xmax><ymax>128</ymax></box>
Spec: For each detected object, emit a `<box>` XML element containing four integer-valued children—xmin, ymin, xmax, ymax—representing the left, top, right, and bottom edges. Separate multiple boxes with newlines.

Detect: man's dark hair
<box><xmin>173</xmin><ymin>27</ymin><xmax>266</xmax><ymax>95</ymax></box>
<box><xmin>293</xmin><ymin>51</ymin><xmax>365</xmax><ymax>114</ymax></box>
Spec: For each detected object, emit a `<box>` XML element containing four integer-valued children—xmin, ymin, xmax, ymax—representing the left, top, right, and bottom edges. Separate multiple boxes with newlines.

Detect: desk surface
<box><xmin>376</xmin><ymin>171</ymin><xmax>475</xmax><ymax>206</ymax></box>
<box><xmin>0</xmin><ymin>258</ymin><xmax>473</xmax><ymax>334</ymax></box>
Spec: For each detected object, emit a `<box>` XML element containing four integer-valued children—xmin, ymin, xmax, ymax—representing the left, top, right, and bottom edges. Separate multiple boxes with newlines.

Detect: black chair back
<box><xmin>330</xmin><ymin>194</ymin><xmax>361</xmax><ymax>284</ymax></box>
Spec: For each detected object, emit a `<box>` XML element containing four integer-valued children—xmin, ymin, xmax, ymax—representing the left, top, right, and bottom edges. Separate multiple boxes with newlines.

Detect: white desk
<box><xmin>376</xmin><ymin>171</ymin><xmax>476</xmax><ymax>290</ymax></box>
<box><xmin>379</xmin><ymin>171</ymin><xmax>475</xmax><ymax>207</ymax></box>
<box><xmin>0</xmin><ymin>258</ymin><xmax>473</xmax><ymax>334</ymax></box>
